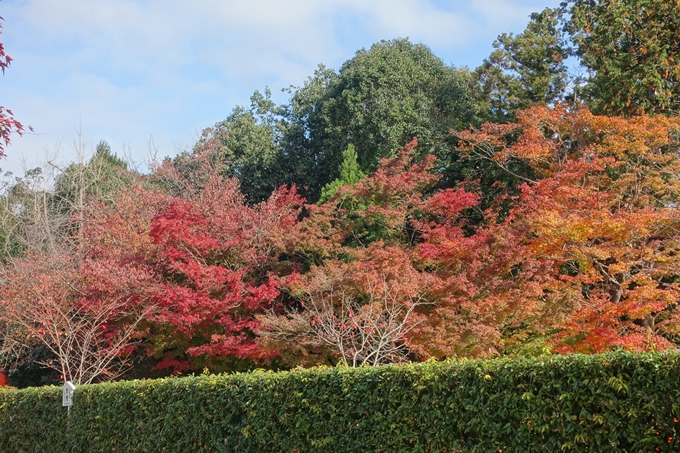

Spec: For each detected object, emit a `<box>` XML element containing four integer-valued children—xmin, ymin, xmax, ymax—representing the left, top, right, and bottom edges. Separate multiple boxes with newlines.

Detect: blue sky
<box><xmin>1</xmin><ymin>0</ymin><xmax>560</xmax><ymax>175</ymax></box>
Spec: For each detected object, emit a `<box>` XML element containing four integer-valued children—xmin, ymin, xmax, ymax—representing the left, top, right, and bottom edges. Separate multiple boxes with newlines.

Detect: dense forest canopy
<box><xmin>1</xmin><ymin>0</ymin><xmax>679</xmax><ymax>386</ymax></box>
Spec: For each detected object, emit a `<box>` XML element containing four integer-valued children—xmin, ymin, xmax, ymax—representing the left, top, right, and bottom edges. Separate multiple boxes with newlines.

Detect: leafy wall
<box><xmin>0</xmin><ymin>352</ymin><xmax>679</xmax><ymax>452</ymax></box>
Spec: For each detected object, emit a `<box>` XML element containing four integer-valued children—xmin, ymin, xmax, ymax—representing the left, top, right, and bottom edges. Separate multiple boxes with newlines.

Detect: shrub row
<box><xmin>0</xmin><ymin>352</ymin><xmax>679</xmax><ymax>452</ymax></box>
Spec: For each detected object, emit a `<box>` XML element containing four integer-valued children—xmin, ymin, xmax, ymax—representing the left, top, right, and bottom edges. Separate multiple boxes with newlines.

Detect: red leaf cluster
<box><xmin>80</xmin><ymin>160</ymin><xmax>304</xmax><ymax>371</ymax></box>
<box><xmin>0</xmin><ymin>17</ymin><xmax>31</xmax><ymax>157</ymax></box>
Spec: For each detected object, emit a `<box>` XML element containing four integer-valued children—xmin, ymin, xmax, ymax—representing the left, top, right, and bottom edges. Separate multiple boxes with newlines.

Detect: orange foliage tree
<box><xmin>458</xmin><ymin>105</ymin><xmax>680</xmax><ymax>353</ymax></box>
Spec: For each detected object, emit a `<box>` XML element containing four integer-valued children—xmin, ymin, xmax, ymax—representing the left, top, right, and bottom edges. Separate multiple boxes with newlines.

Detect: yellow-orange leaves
<box><xmin>462</xmin><ymin>106</ymin><xmax>680</xmax><ymax>353</ymax></box>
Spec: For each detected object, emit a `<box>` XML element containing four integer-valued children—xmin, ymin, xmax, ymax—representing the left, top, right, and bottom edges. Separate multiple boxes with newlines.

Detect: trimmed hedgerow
<box><xmin>0</xmin><ymin>352</ymin><xmax>678</xmax><ymax>452</ymax></box>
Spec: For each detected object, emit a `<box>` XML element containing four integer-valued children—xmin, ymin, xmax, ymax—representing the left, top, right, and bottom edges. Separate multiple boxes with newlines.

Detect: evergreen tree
<box><xmin>318</xmin><ymin>144</ymin><xmax>366</xmax><ymax>205</ymax></box>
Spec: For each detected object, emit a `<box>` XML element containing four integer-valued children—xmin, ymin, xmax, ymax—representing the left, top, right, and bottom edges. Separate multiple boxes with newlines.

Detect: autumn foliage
<box><xmin>5</xmin><ymin>0</ymin><xmax>680</xmax><ymax>386</ymax></box>
<box><xmin>1</xmin><ymin>104</ymin><xmax>680</xmax><ymax>380</ymax></box>
<box><xmin>75</xmin><ymin>158</ymin><xmax>305</xmax><ymax>373</ymax></box>
<box><xmin>458</xmin><ymin>105</ymin><xmax>680</xmax><ymax>353</ymax></box>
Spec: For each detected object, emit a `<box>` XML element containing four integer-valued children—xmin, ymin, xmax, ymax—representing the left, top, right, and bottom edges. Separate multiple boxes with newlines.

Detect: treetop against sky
<box><xmin>0</xmin><ymin>0</ymin><xmax>559</xmax><ymax>174</ymax></box>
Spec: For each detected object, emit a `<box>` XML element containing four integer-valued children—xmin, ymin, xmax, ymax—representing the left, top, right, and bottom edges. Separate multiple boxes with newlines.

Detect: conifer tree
<box><xmin>318</xmin><ymin>144</ymin><xmax>366</xmax><ymax>205</ymax></box>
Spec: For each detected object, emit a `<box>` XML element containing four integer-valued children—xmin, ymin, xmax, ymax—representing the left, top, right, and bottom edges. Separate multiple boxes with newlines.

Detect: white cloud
<box><xmin>469</xmin><ymin>0</ymin><xmax>546</xmax><ymax>32</ymax></box>
<box><xmin>336</xmin><ymin>0</ymin><xmax>472</xmax><ymax>47</ymax></box>
<box><xmin>7</xmin><ymin>0</ymin><xmax>557</xmax><ymax>85</ymax></box>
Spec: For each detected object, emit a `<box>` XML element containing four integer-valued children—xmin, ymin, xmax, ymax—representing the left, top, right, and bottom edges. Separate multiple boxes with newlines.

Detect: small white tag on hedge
<box><xmin>62</xmin><ymin>381</ymin><xmax>76</xmax><ymax>407</ymax></box>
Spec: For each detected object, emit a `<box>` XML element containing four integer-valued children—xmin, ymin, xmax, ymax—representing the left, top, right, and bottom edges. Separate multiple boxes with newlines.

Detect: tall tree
<box><xmin>458</xmin><ymin>105</ymin><xmax>680</xmax><ymax>353</ymax></box>
<box><xmin>563</xmin><ymin>0</ymin><xmax>680</xmax><ymax>115</ymax></box>
<box><xmin>474</xmin><ymin>8</ymin><xmax>570</xmax><ymax>122</ymax></box>
<box><xmin>496</xmin><ymin>1</ymin><xmax>680</xmax><ymax>116</ymax></box>
<box><xmin>283</xmin><ymin>39</ymin><xmax>478</xmax><ymax>182</ymax></box>
<box><xmin>318</xmin><ymin>39</ymin><xmax>477</xmax><ymax>169</ymax></box>
<box><xmin>190</xmin><ymin>89</ymin><xmax>283</xmax><ymax>204</ymax></box>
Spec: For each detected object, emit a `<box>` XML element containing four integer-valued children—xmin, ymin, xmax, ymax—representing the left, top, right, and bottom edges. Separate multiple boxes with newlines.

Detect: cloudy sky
<box><xmin>1</xmin><ymin>0</ymin><xmax>559</xmax><ymax>175</ymax></box>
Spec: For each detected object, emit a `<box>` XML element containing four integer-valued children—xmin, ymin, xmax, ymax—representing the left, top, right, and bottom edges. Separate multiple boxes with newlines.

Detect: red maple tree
<box><xmin>81</xmin><ymin>158</ymin><xmax>304</xmax><ymax>372</ymax></box>
<box><xmin>261</xmin><ymin>139</ymin><xmax>531</xmax><ymax>362</ymax></box>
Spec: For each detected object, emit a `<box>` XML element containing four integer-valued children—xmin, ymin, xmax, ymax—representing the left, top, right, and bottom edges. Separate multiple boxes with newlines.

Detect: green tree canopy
<box><xmin>474</xmin><ymin>8</ymin><xmax>570</xmax><ymax>122</ymax></box>
<box><xmin>477</xmin><ymin>1</ymin><xmax>680</xmax><ymax>118</ymax></box>
<box><xmin>305</xmin><ymin>38</ymin><xmax>478</xmax><ymax>171</ymax></box>
<box><xmin>194</xmin><ymin>38</ymin><xmax>479</xmax><ymax>203</ymax></box>
<box><xmin>564</xmin><ymin>0</ymin><xmax>680</xmax><ymax>115</ymax></box>
<box><xmin>190</xmin><ymin>89</ymin><xmax>282</xmax><ymax>204</ymax></box>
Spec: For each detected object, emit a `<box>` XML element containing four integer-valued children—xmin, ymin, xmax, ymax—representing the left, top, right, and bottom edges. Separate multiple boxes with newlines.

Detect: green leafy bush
<box><xmin>0</xmin><ymin>352</ymin><xmax>678</xmax><ymax>452</ymax></box>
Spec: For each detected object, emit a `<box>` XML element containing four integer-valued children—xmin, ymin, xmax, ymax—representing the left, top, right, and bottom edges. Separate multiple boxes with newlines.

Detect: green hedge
<box><xmin>0</xmin><ymin>352</ymin><xmax>679</xmax><ymax>452</ymax></box>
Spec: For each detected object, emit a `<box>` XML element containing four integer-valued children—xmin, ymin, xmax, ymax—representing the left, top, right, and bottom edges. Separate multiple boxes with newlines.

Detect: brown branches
<box><xmin>259</xmin><ymin>266</ymin><xmax>431</xmax><ymax>368</ymax></box>
<box><xmin>0</xmin><ymin>252</ymin><xmax>149</xmax><ymax>384</ymax></box>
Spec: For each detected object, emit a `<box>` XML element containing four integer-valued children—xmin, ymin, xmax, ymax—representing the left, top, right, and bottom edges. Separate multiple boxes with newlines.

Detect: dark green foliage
<box><xmin>275</xmin><ymin>64</ymin><xmax>340</xmax><ymax>202</ymax></box>
<box><xmin>476</xmin><ymin>0</ymin><xmax>680</xmax><ymax>118</ymax></box>
<box><xmin>190</xmin><ymin>89</ymin><xmax>283</xmax><ymax>204</ymax></box>
<box><xmin>563</xmin><ymin>0</ymin><xmax>680</xmax><ymax>116</ymax></box>
<box><xmin>310</xmin><ymin>39</ymin><xmax>478</xmax><ymax>172</ymax></box>
<box><xmin>1</xmin><ymin>352</ymin><xmax>679</xmax><ymax>452</ymax></box>
<box><xmin>474</xmin><ymin>8</ymin><xmax>570</xmax><ymax>122</ymax></box>
<box><xmin>195</xmin><ymin>38</ymin><xmax>479</xmax><ymax>204</ymax></box>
